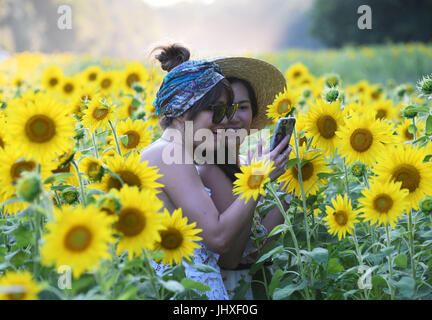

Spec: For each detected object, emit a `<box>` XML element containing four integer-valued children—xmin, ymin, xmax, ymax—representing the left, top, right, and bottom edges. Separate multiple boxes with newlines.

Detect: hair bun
<box><xmin>153</xmin><ymin>44</ymin><xmax>190</xmax><ymax>72</ymax></box>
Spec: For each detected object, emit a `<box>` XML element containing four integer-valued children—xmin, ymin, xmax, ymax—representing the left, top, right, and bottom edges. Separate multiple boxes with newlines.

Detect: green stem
<box><xmin>143</xmin><ymin>251</ymin><xmax>161</xmax><ymax>300</ymax></box>
<box><xmin>91</xmin><ymin>129</ymin><xmax>99</xmax><ymax>159</ymax></box>
<box><xmin>385</xmin><ymin>224</ymin><xmax>395</xmax><ymax>300</ymax></box>
<box><xmin>407</xmin><ymin>210</ymin><xmax>417</xmax><ymax>281</ymax></box>
<box><xmin>267</xmin><ymin>183</ymin><xmax>311</xmax><ymax>300</ymax></box>
<box><xmin>109</xmin><ymin>120</ymin><xmax>122</xmax><ymax>157</ymax></box>
<box><xmin>72</xmin><ymin>161</ymin><xmax>87</xmax><ymax>207</ymax></box>
<box><xmin>32</xmin><ymin>204</ymin><xmax>41</xmax><ymax>279</ymax></box>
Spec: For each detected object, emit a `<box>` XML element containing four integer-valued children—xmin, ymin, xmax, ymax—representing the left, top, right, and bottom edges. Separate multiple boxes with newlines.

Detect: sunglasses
<box><xmin>206</xmin><ymin>103</ymin><xmax>239</xmax><ymax>124</ymax></box>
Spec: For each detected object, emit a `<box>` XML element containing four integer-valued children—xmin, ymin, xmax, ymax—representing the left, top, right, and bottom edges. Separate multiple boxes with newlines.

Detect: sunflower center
<box><xmin>350</xmin><ymin>128</ymin><xmax>373</xmax><ymax>152</ymax></box>
<box><xmin>404</xmin><ymin>128</ymin><xmax>413</xmax><ymax>140</ymax></box>
<box><xmin>376</xmin><ymin>109</ymin><xmax>387</xmax><ymax>119</ymax></box>
<box><xmin>277</xmin><ymin>99</ymin><xmax>292</xmax><ymax>114</ymax></box>
<box><xmin>391</xmin><ymin>164</ymin><xmax>420</xmax><ymax>193</ymax></box>
<box><xmin>247</xmin><ymin>174</ymin><xmax>264</xmax><ymax>189</ymax></box>
<box><xmin>7</xmin><ymin>287</ymin><xmax>26</xmax><ymax>300</ymax></box>
<box><xmin>63</xmin><ymin>83</ymin><xmax>74</xmax><ymax>93</ymax></box>
<box><xmin>0</xmin><ymin>137</ymin><xmax>5</xmax><ymax>149</ymax></box>
<box><xmin>10</xmin><ymin>160</ymin><xmax>36</xmax><ymax>184</ymax></box>
<box><xmin>49</xmin><ymin>78</ymin><xmax>58</xmax><ymax>87</ymax></box>
<box><xmin>88</xmin><ymin>73</ymin><xmax>97</xmax><ymax>81</ymax></box>
<box><xmin>292</xmin><ymin>161</ymin><xmax>314</xmax><ymax>181</ymax></box>
<box><xmin>108</xmin><ymin>170</ymin><xmax>141</xmax><ymax>190</ymax></box>
<box><xmin>88</xmin><ymin>162</ymin><xmax>102</xmax><ymax>180</ymax></box>
<box><xmin>317</xmin><ymin>115</ymin><xmax>337</xmax><ymax>139</ymax></box>
<box><xmin>92</xmin><ymin>107</ymin><xmax>109</xmax><ymax>120</ymax></box>
<box><xmin>101</xmin><ymin>78</ymin><xmax>112</xmax><ymax>89</ymax></box>
<box><xmin>115</xmin><ymin>207</ymin><xmax>145</xmax><ymax>237</ymax></box>
<box><xmin>126</xmin><ymin>73</ymin><xmax>140</xmax><ymax>88</ymax></box>
<box><xmin>333</xmin><ymin>210</ymin><xmax>348</xmax><ymax>226</ymax></box>
<box><xmin>25</xmin><ymin>114</ymin><xmax>56</xmax><ymax>143</ymax></box>
<box><xmin>373</xmin><ymin>194</ymin><xmax>394</xmax><ymax>213</ymax></box>
<box><xmin>160</xmin><ymin>227</ymin><xmax>183</xmax><ymax>250</ymax></box>
<box><xmin>64</xmin><ymin>226</ymin><xmax>92</xmax><ymax>252</ymax></box>
<box><xmin>293</xmin><ymin>71</ymin><xmax>301</xmax><ymax>79</ymax></box>
<box><xmin>128</xmin><ymin>104</ymin><xmax>138</xmax><ymax>117</ymax></box>
<box><xmin>123</xmin><ymin>130</ymin><xmax>140</xmax><ymax>149</ymax></box>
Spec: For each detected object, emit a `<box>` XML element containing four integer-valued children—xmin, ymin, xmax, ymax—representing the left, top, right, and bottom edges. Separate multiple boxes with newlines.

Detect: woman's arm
<box><xmin>197</xmin><ymin>164</ymin><xmax>257</xmax><ymax>269</ymax></box>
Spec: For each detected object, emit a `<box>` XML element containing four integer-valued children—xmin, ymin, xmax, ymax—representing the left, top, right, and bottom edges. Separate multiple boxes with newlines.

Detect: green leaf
<box><xmin>393</xmin><ymin>277</ymin><xmax>415</xmax><ymax>298</ymax></box>
<box><xmin>256</xmin><ymin>245</ymin><xmax>283</xmax><ymax>264</ymax></box>
<box><xmin>181</xmin><ymin>278</ymin><xmax>210</xmax><ymax>292</ymax></box>
<box><xmin>267</xmin><ymin>224</ymin><xmax>288</xmax><ymax>238</ymax></box>
<box><xmin>284</xmin><ymin>158</ymin><xmax>300</xmax><ymax>170</ymax></box>
<box><xmin>426</xmin><ymin>115</ymin><xmax>432</xmax><ymax>135</ymax></box>
<box><xmin>118</xmin><ymin>286</ymin><xmax>137</xmax><ymax>300</ymax></box>
<box><xmin>13</xmin><ymin>223</ymin><xmax>34</xmax><ymax>247</ymax></box>
<box><xmin>269</xmin><ymin>269</ymin><xmax>284</xmax><ymax>296</ymax></box>
<box><xmin>394</xmin><ymin>253</ymin><xmax>407</xmax><ymax>269</ymax></box>
<box><xmin>184</xmin><ymin>262</ymin><xmax>218</xmax><ymax>273</ymax></box>
<box><xmin>371</xmin><ymin>275</ymin><xmax>387</xmax><ymax>288</ymax></box>
<box><xmin>158</xmin><ymin>280</ymin><xmax>184</xmax><ymax>293</ymax></box>
<box><xmin>300</xmin><ymin>247</ymin><xmax>328</xmax><ymax>266</ymax></box>
<box><xmin>119</xmin><ymin>134</ymin><xmax>128</xmax><ymax>147</ymax></box>
<box><xmin>327</xmin><ymin>258</ymin><xmax>344</xmax><ymax>273</ymax></box>
<box><xmin>273</xmin><ymin>281</ymin><xmax>307</xmax><ymax>300</ymax></box>
<box><xmin>131</xmin><ymin>98</ymin><xmax>141</xmax><ymax>107</ymax></box>
<box><xmin>44</xmin><ymin>173</ymin><xmax>74</xmax><ymax>184</ymax></box>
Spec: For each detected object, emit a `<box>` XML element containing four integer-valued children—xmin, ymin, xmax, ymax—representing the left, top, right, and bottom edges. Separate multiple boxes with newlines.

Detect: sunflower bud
<box><xmin>61</xmin><ymin>187</ymin><xmax>79</xmax><ymax>204</ymax></box>
<box><xmin>74</xmin><ymin>123</ymin><xmax>85</xmax><ymax>140</ymax></box>
<box><xmin>420</xmin><ymin>197</ymin><xmax>432</xmax><ymax>214</ymax></box>
<box><xmin>96</xmin><ymin>193</ymin><xmax>122</xmax><ymax>216</ymax></box>
<box><xmin>387</xmin><ymin>79</ymin><xmax>396</xmax><ymax>89</ymax></box>
<box><xmin>350</xmin><ymin>161</ymin><xmax>366</xmax><ymax>177</ymax></box>
<box><xmin>302</xmin><ymin>88</ymin><xmax>311</xmax><ymax>98</ymax></box>
<box><xmin>16</xmin><ymin>172</ymin><xmax>42</xmax><ymax>202</ymax></box>
<box><xmin>395</xmin><ymin>85</ymin><xmax>407</xmax><ymax>98</ymax></box>
<box><xmin>134</xmin><ymin>110</ymin><xmax>146</xmax><ymax>120</ymax></box>
<box><xmin>418</xmin><ymin>75</ymin><xmax>432</xmax><ymax>95</ymax></box>
<box><xmin>323</xmin><ymin>87</ymin><xmax>339</xmax><ymax>103</ymax></box>
<box><xmin>324</xmin><ymin>73</ymin><xmax>341</xmax><ymax>88</ymax></box>
<box><xmin>402</xmin><ymin>105</ymin><xmax>418</xmax><ymax>119</ymax></box>
<box><xmin>132</xmin><ymin>82</ymin><xmax>145</xmax><ymax>93</ymax></box>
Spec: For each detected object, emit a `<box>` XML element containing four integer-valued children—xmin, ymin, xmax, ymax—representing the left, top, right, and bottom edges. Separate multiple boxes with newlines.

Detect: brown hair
<box><xmin>152</xmin><ymin>44</ymin><xmax>234</xmax><ymax>129</ymax></box>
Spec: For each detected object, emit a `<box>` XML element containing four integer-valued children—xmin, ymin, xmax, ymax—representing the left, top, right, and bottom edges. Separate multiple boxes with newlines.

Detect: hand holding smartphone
<box><xmin>270</xmin><ymin>117</ymin><xmax>296</xmax><ymax>152</ymax></box>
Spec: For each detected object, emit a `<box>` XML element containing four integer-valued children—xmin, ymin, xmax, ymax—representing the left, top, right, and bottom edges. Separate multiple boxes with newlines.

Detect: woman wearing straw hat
<box><xmin>141</xmin><ymin>44</ymin><xmax>291</xmax><ymax>300</ymax></box>
<box><xmin>197</xmin><ymin>56</ymin><xmax>293</xmax><ymax>299</ymax></box>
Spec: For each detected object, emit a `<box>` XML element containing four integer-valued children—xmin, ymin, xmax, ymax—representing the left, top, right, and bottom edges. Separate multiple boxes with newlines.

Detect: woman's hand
<box><xmin>247</xmin><ymin>135</ymin><xmax>292</xmax><ymax>182</ymax></box>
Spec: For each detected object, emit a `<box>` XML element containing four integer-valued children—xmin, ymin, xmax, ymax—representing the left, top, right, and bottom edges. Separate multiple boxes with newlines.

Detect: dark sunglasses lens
<box><xmin>212</xmin><ymin>105</ymin><xmax>225</xmax><ymax>124</ymax></box>
<box><xmin>226</xmin><ymin>103</ymin><xmax>238</xmax><ymax>120</ymax></box>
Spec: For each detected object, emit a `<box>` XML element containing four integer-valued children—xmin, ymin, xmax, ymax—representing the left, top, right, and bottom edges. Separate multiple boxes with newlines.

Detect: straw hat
<box><xmin>211</xmin><ymin>57</ymin><xmax>286</xmax><ymax>130</ymax></box>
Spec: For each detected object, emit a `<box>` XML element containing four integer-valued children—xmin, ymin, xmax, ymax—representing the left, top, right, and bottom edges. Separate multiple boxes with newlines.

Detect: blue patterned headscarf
<box><xmin>153</xmin><ymin>59</ymin><xmax>225</xmax><ymax>117</ymax></box>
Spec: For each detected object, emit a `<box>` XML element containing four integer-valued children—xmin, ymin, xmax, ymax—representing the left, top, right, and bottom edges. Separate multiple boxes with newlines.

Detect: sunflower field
<box><xmin>1</xmin><ymin>42</ymin><xmax>432</xmax><ymax>300</ymax></box>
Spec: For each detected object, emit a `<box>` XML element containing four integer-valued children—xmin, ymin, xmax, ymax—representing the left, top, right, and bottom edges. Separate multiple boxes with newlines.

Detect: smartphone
<box><xmin>270</xmin><ymin>117</ymin><xmax>296</xmax><ymax>152</ymax></box>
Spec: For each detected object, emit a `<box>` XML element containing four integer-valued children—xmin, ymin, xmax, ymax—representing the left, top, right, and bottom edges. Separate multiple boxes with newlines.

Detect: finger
<box><xmin>273</xmin><ymin>135</ymin><xmax>290</xmax><ymax>154</ymax></box>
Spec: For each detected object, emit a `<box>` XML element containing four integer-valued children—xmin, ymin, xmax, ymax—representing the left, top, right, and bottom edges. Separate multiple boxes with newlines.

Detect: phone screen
<box><xmin>270</xmin><ymin>117</ymin><xmax>295</xmax><ymax>152</ymax></box>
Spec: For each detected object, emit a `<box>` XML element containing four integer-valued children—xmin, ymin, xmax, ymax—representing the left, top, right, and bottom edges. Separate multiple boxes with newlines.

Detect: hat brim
<box><xmin>212</xmin><ymin>57</ymin><xmax>286</xmax><ymax>130</ymax></box>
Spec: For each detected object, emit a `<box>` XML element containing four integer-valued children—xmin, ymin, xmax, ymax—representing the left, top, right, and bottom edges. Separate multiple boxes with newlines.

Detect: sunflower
<box><xmin>396</xmin><ymin>119</ymin><xmax>425</xmax><ymax>143</ymax></box>
<box><xmin>0</xmin><ymin>271</ymin><xmax>41</xmax><ymax>300</ymax></box>
<box><xmin>144</xmin><ymin>98</ymin><xmax>160</xmax><ymax>128</ymax></box>
<box><xmin>285</xmin><ymin>62</ymin><xmax>311</xmax><ymax>85</ymax></box>
<box><xmin>0</xmin><ymin>146</ymin><xmax>53</xmax><ymax>197</ymax></box>
<box><xmin>40</xmin><ymin>205</ymin><xmax>115</xmax><ymax>279</ymax></box>
<box><xmin>81</xmin><ymin>65</ymin><xmax>102</xmax><ymax>84</ymax></box>
<box><xmin>92</xmin><ymin>152</ymin><xmax>163</xmax><ymax>193</ymax></box>
<box><xmin>0</xmin><ymin>112</ymin><xmax>7</xmax><ymax>150</ymax></box>
<box><xmin>59</xmin><ymin>76</ymin><xmax>78</xmax><ymax>100</ymax></box>
<box><xmin>5</xmin><ymin>93</ymin><xmax>75</xmax><ymax>163</ymax></box>
<box><xmin>277</xmin><ymin>145</ymin><xmax>331</xmax><ymax>197</ymax></box>
<box><xmin>303</xmin><ymin>99</ymin><xmax>344</xmax><ymax>156</ymax></box>
<box><xmin>323</xmin><ymin>194</ymin><xmax>360</xmax><ymax>241</ymax></box>
<box><xmin>233</xmin><ymin>158</ymin><xmax>275</xmax><ymax>202</ymax></box>
<box><xmin>358</xmin><ymin>179</ymin><xmax>410</xmax><ymax>228</ymax></box>
<box><xmin>117</xmin><ymin>96</ymin><xmax>140</xmax><ymax>120</ymax></box>
<box><xmin>41</xmin><ymin>65</ymin><xmax>63</xmax><ymax>91</ymax></box>
<box><xmin>79</xmin><ymin>156</ymin><xmax>105</xmax><ymax>182</ymax></box>
<box><xmin>373</xmin><ymin>144</ymin><xmax>432</xmax><ymax>210</ymax></box>
<box><xmin>335</xmin><ymin>111</ymin><xmax>396</xmax><ymax>166</ymax></box>
<box><xmin>81</xmin><ymin>94</ymin><xmax>116</xmax><ymax>132</ymax></box>
<box><xmin>153</xmin><ymin>208</ymin><xmax>202</xmax><ymax>266</ymax></box>
<box><xmin>266</xmin><ymin>89</ymin><xmax>299</xmax><ymax>121</ymax></box>
<box><xmin>98</xmin><ymin>70</ymin><xmax>118</xmax><ymax>95</ymax></box>
<box><xmin>289</xmin><ymin>112</ymin><xmax>310</xmax><ymax>148</ymax></box>
<box><xmin>111</xmin><ymin>185</ymin><xmax>165</xmax><ymax>260</ymax></box>
<box><xmin>342</xmin><ymin>101</ymin><xmax>365</xmax><ymax>118</ymax></box>
<box><xmin>109</xmin><ymin>118</ymin><xmax>153</xmax><ymax>155</ymax></box>
<box><xmin>122</xmin><ymin>62</ymin><xmax>149</xmax><ymax>92</ymax></box>
<box><xmin>372</xmin><ymin>99</ymin><xmax>396</xmax><ymax>121</ymax></box>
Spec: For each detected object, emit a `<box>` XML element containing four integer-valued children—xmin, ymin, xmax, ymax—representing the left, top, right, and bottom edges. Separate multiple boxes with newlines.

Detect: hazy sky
<box><xmin>142</xmin><ymin>0</ymin><xmax>215</xmax><ymax>7</ymax></box>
